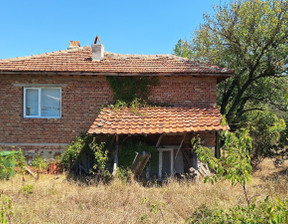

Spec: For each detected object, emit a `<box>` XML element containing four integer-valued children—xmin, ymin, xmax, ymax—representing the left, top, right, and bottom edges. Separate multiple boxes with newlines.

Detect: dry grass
<box><xmin>1</xmin><ymin>159</ymin><xmax>287</xmax><ymax>224</ymax></box>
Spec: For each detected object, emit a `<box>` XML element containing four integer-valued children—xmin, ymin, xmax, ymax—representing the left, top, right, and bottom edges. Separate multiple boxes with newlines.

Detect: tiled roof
<box><xmin>88</xmin><ymin>106</ymin><xmax>229</xmax><ymax>135</ymax></box>
<box><xmin>0</xmin><ymin>46</ymin><xmax>233</xmax><ymax>75</ymax></box>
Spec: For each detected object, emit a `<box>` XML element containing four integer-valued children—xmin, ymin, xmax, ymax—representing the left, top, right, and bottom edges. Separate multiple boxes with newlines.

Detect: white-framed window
<box><xmin>23</xmin><ymin>87</ymin><xmax>61</xmax><ymax>118</ymax></box>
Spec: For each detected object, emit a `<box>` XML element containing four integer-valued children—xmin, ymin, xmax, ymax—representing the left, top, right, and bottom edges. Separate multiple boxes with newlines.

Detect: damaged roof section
<box><xmin>88</xmin><ymin>106</ymin><xmax>229</xmax><ymax>135</ymax></box>
<box><xmin>0</xmin><ymin>46</ymin><xmax>233</xmax><ymax>76</ymax></box>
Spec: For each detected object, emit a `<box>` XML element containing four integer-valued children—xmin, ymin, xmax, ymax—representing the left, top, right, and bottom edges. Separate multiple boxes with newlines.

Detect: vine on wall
<box><xmin>106</xmin><ymin>76</ymin><xmax>158</xmax><ymax>104</ymax></box>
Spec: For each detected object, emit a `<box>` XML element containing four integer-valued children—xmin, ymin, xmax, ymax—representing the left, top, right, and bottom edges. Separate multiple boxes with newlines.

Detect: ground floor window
<box><xmin>24</xmin><ymin>87</ymin><xmax>61</xmax><ymax>118</ymax></box>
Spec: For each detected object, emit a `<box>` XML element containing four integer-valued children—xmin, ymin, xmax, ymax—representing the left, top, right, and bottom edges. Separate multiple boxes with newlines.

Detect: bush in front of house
<box><xmin>60</xmin><ymin>135</ymin><xmax>87</xmax><ymax>171</ymax></box>
<box><xmin>60</xmin><ymin>135</ymin><xmax>111</xmax><ymax>181</ymax></box>
<box><xmin>0</xmin><ymin>149</ymin><xmax>26</xmax><ymax>180</ymax></box>
<box><xmin>30</xmin><ymin>154</ymin><xmax>49</xmax><ymax>170</ymax></box>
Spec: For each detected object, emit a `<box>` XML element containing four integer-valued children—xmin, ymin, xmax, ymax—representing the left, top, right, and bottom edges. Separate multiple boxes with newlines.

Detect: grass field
<box><xmin>1</xmin><ymin>159</ymin><xmax>287</xmax><ymax>223</ymax></box>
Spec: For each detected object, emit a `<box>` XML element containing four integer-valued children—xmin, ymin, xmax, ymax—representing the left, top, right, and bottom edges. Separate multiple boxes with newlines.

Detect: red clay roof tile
<box><xmin>88</xmin><ymin>106</ymin><xmax>229</xmax><ymax>135</ymax></box>
<box><xmin>0</xmin><ymin>47</ymin><xmax>233</xmax><ymax>75</ymax></box>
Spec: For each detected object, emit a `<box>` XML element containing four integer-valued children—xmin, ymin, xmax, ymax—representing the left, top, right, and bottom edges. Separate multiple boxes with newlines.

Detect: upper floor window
<box><xmin>23</xmin><ymin>87</ymin><xmax>61</xmax><ymax>118</ymax></box>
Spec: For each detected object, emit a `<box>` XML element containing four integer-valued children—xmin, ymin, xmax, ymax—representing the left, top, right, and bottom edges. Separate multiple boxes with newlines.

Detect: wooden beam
<box><xmin>175</xmin><ymin>133</ymin><xmax>186</xmax><ymax>160</ymax></box>
<box><xmin>156</xmin><ymin>134</ymin><xmax>163</xmax><ymax>147</ymax></box>
<box><xmin>112</xmin><ymin>135</ymin><xmax>119</xmax><ymax>176</ymax></box>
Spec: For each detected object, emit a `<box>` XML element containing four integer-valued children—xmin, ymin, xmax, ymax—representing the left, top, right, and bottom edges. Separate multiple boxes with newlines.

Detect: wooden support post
<box><xmin>156</xmin><ymin>134</ymin><xmax>163</xmax><ymax>179</ymax></box>
<box><xmin>112</xmin><ymin>135</ymin><xmax>119</xmax><ymax>176</ymax></box>
<box><xmin>158</xmin><ymin>150</ymin><xmax>163</xmax><ymax>179</ymax></box>
<box><xmin>170</xmin><ymin>148</ymin><xmax>174</xmax><ymax>177</ymax></box>
<box><xmin>192</xmin><ymin>151</ymin><xmax>199</xmax><ymax>184</ymax></box>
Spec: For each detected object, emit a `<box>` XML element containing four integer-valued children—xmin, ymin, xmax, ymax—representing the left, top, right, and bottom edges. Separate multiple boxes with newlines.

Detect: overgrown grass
<box><xmin>0</xmin><ymin>159</ymin><xmax>287</xmax><ymax>223</ymax></box>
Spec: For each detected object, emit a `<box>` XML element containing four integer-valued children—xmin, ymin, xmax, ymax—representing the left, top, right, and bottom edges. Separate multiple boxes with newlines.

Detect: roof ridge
<box><xmin>0</xmin><ymin>46</ymin><xmax>88</xmax><ymax>63</ymax></box>
<box><xmin>0</xmin><ymin>46</ymin><xmax>217</xmax><ymax>67</ymax></box>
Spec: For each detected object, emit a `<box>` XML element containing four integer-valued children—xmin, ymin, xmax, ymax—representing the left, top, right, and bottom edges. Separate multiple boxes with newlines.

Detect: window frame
<box><xmin>23</xmin><ymin>87</ymin><xmax>62</xmax><ymax>119</ymax></box>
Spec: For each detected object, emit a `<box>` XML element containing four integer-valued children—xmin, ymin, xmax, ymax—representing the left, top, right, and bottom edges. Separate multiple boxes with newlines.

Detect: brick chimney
<box><xmin>67</xmin><ymin>41</ymin><xmax>80</xmax><ymax>50</ymax></box>
<box><xmin>91</xmin><ymin>36</ymin><xmax>104</xmax><ymax>61</ymax></box>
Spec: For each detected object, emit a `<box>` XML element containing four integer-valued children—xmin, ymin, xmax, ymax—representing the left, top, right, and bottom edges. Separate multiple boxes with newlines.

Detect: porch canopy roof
<box><xmin>88</xmin><ymin>105</ymin><xmax>229</xmax><ymax>135</ymax></box>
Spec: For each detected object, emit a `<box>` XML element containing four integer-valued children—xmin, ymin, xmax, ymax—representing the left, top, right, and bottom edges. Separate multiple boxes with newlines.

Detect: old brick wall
<box><xmin>149</xmin><ymin>77</ymin><xmax>217</xmax><ymax>107</ymax></box>
<box><xmin>0</xmin><ymin>75</ymin><xmax>217</xmax><ymax>155</ymax></box>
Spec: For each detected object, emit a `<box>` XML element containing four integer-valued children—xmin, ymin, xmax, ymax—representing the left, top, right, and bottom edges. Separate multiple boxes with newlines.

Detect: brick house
<box><xmin>0</xmin><ymin>39</ymin><xmax>231</xmax><ymax>178</ymax></box>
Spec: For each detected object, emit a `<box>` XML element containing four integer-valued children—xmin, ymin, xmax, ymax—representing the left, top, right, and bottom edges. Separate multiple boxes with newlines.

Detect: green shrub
<box><xmin>195</xmin><ymin>129</ymin><xmax>253</xmax><ymax>205</ymax></box>
<box><xmin>20</xmin><ymin>184</ymin><xmax>34</xmax><ymax>195</ymax></box>
<box><xmin>30</xmin><ymin>154</ymin><xmax>48</xmax><ymax>170</ymax></box>
<box><xmin>15</xmin><ymin>150</ymin><xmax>26</xmax><ymax>174</ymax></box>
<box><xmin>187</xmin><ymin>196</ymin><xmax>288</xmax><ymax>224</ymax></box>
<box><xmin>0</xmin><ymin>194</ymin><xmax>13</xmax><ymax>224</ymax></box>
<box><xmin>61</xmin><ymin>135</ymin><xmax>112</xmax><ymax>182</ymax></box>
<box><xmin>61</xmin><ymin>135</ymin><xmax>88</xmax><ymax>170</ymax></box>
<box><xmin>0</xmin><ymin>149</ymin><xmax>26</xmax><ymax>180</ymax></box>
<box><xmin>115</xmin><ymin>167</ymin><xmax>132</xmax><ymax>182</ymax></box>
<box><xmin>89</xmin><ymin>139</ymin><xmax>111</xmax><ymax>181</ymax></box>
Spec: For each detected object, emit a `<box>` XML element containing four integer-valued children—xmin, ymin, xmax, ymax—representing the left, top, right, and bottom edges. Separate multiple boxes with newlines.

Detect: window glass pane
<box><xmin>41</xmin><ymin>88</ymin><xmax>61</xmax><ymax>117</ymax></box>
<box><xmin>26</xmin><ymin>89</ymin><xmax>39</xmax><ymax>116</ymax></box>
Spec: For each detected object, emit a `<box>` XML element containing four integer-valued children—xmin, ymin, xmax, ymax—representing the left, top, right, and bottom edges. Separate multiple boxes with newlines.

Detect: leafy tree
<box><xmin>173</xmin><ymin>0</ymin><xmax>288</xmax><ymax>130</ymax></box>
<box><xmin>173</xmin><ymin>39</ymin><xmax>193</xmax><ymax>59</ymax></box>
<box><xmin>244</xmin><ymin>110</ymin><xmax>286</xmax><ymax>164</ymax></box>
<box><xmin>194</xmin><ymin>129</ymin><xmax>253</xmax><ymax>205</ymax></box>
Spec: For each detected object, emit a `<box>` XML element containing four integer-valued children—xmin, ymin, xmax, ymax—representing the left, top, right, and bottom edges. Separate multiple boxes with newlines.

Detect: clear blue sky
<box><xmin>0</xmin><ymin>0</ymin><xmax>224</xmax><ymax>59</ymax></box>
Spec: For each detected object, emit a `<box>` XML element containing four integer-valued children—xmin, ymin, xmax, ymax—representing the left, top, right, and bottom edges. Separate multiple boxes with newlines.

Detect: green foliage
<box><xmin>15</xmin><ymin>150</ymin><xmax>26</xmax><ymax>174</ymax></box>
<box><xmin>106</xmin><ymin>76</ymin><xmax>158</xmax><ymax>103</ymax></box>
<box><xmin>194</xmin><ymin>129</ymin><xmax>252</xmax><ymax>205</ymax></box>
<box><xmin>0</xmin><ymin>194</ymin><xmax>13</xmax><ymax>224</ymax></box>
<box><xmin>0</xmin><ymin>155</ymin><xmax>15</xmax><ymax>180</ymax></box>
<box><xmin>245</xmin><ymin>111</ymin><xmax>286</xmax><ymax>164</ymax></box>
<box><xmin>141</xmin><ymin>197</ymin><xmax>166</xmax><ymax>220</ymax></box>
<box><xmin>109</xmin><ymin>97</ymin><xmax>148</xmax><ymax>112</ymax></box>
<box><xmin>118</xmin><ymin>141</ymin><xmax>157</xmax><ymax>170</ymax></box>
<box><xmin>30</xmin><ymin>154</ymin><xmax>48</xmax><ymax>170</ymax></box>
<box><xmin>115</xmin><ymin>167</ymin><xmax>132</xmax><ymax>182</ymax></box>
<box><xmin>89</xmin><ymin>139</ymin><xmax>111</xmax><ymax>180</ymax></box>
<box><xmin>173</xmin><ymin>0</ymin><xmax>288</xmax><ymax>132</ymax></box>
<box><xmin>20</xmin><ymin>184</ymin><xmax>34</xmax><ymax>195</ymax></box>
<box><xmin>61</xmin><ymin>135</ymin><xmax>87</xmax><ymax>170</ymax></box>
<box><xmin>0</xmin><ymin>150</ymin><xmax>26</xmax><ymax>180</ymax></box>
<box><xmin>173</xmin><ymin>39</ymin><xmax>193</xmax><ymax>59</ymax></box>
<box><xmin>195</xmin><ymin>129</ymin><xmax>252</xmax><ymax>186</ymax></box>
<box><xmin>187</xmin><ymin>196</ymin><xmax>288</xmax><ymax>224</ymax></box>
<box><xmin>61</xmin><ymin>135</ymin><xmax>112</xmax><ymax>181</ymax></box>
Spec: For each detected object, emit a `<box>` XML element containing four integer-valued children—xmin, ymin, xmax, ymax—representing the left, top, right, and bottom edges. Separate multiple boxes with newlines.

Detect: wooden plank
<box><xmin>25</xmin><ymin>166</ymin><xmax>37</xmax><ymax>179</ymax></box>
<box><xmin>132</xmin><ymin>153</ymin><xmax>151</xmax><ymax>178</ymax></box>
<box><xmin>131</xmin><ymin>152</ymin><xmax>140</xmax><ymax>171</ymax></box>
